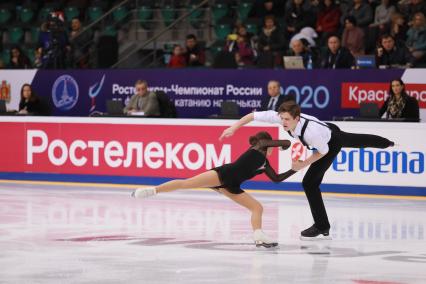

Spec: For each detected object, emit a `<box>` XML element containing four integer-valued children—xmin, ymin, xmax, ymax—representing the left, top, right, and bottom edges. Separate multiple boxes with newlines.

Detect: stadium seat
<box><xmin>211</xmin><ymin>3</ymin><xmax>228</xmax><ymax>23</ymax></box>
<box><xmin>161</xmin><ymin>4</ymin><xmax>177</xmax><ymax>27</ymax></box>
<box><xmin>112</xmin><ymin>6</ymin><xmax>128</xmax><ymax>23</ymax></box>
<box><xmin>18</xmin><ymin>7</ymin><xmax>35</xmax><ymax>24</ymax></box>
<box><xmin>209</xmin><ymin>39</ymin><xmax>226</xmax><ymax>57</ymax></box>
<box><xmin>38</xmin><ymin>7</ymin><xmax>53</xmax><ymax>23</ymax></box>
<box><xmin>214</xmin><ymin>18</ymin><xmax>233</xmax><ymax>40</ymax></box>
<box><xmin>245</xmin><ymin>18</ymin><xmax>261</xmax><ymax>35</ymax></box>
<box><xmin>64</xmin><ymin>6</ymin><xmax>80</xmax><ymax>22</ymax></box>
<box><xmin>237</xmin><ymin>1</ymin><xmax>252</xmax><ymax>21</ymax></box>
<box><xmin>1</xmin><ymin>49</ymin><xmax>10</xmax><ymax>65</ymax></box>
<box><xmin>0</xmin><ymin>7</ymin><xmax>12</xmax><ymax>25</ymax></box>
<box><xmin>187</xmin><ymin>4</ymin><xmax>204</xmax><ymax>29</ymax></box>
<box><xmin>102</xmin><ymin>25</ymin><xmax>117</xmax><ymax>37</ymax></box>
<box><xmin>8</xmin><ymin>27</ymin><xmax>24</xmax><ymax>44</ymax></box>
<box><xmin>138</xmin><ymin>5</ymin><xmax>153</xmax><ymax>30</ymax></box>
<box><xmin>87</xmin><ymin>6</ymin><xmax>103</xmax><ymax>23</ymax></box>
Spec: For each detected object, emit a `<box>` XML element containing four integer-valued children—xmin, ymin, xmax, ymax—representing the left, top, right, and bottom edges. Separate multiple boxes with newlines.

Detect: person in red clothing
<box><xmin>167</xmin><ymin>44</ymin><xmax>186</xmax><ymax>68</ymax></box>
<box><xmin>316</xmin><ymin>0</ymin><xmax>341</xmax><ymax>45</ymax></box>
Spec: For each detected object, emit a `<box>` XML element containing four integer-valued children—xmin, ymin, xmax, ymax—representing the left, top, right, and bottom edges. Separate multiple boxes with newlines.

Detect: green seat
<box><xmin>30</xmin><ymin>26</ymin><xmax>40</xmax><ymax>45</ymax></box>
<box><xmin>188</xmin><ymin>4</ymin><xmax>204</xmax><ymax>29</ymax></box>
<box><xmin>18</xmin><ymin>7</ymin><xmax>35</xmax><ymax>24</ymax></box>
<box><xmin>209</xmin><ymin>39</ymin><xmax>225</xmax><ymax>57</ymax></box>
<box><xmin>2</xmin><ymin>49</ymin><xmax>10</xmax><ymax>66</ymax></box>
<box><xmin>245</xmin><ymin>18</ymin><xmax>260</xmax><ymax>35</ymax></box>
<box><xmin>237</xmin><ymin>2</ymin><xmax>252</xmax><ymax>21</ymax></box>
<box><xmin>87</xmin><ymin>6</ymin><xmax>103</xmax><ymax>23</ymax></box>
<box><xmin>0</xmin><ymin>8</ymin><xmax>12</xmax><ymax>24</ymax></box>
<box><xmin>161</xmin><ymin>5</ymin><xmax>177</xmax><ymax>27</ymax></box>
<box><xmin>138</xmin><ymin>6</ymin><xmax>153</xmax><ymax>29</ymax></box>
<box><xmin>211</xmin><ymin>3</ymin><xmax>228</xmax><ymax>23</ymax></box>
<box><xmin>24</xmin><ymin>47</ymin><xmax>35</xmax><ymax>64</ymax></box>
<box><xmin>38</xmin><ymin>7</ymin><xmax>53</xmax><ymax>22</ymax></box>
<box><xmin>214</xmin><ymin>22</ymin><xmax>232</xmax><ymax>40</ymax></box>
<box><xmin>102</xmin><ymin>25</ymin><xmax>117</xmax><ymax>37</ymax></box>
<box><xmin>8</xmin><ymin>27</ymin><xmax>24</xmax><ymax>44</ymax></box>
<box><xmin>64</xmin><ymin>6</ymin><xmax>79</xmax><ymax>21</ymax></box>
<box><xmin>112</xmin><ymin>6</ymin><xmax>128</xmax><ymax>23</ymax></box>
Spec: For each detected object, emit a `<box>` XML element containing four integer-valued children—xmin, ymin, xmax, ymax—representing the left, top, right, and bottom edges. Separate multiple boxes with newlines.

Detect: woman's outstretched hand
<box><xmin>219</xmin><ymin>127</ymin><xmax>235</xmax><ymax>141</ymax></box>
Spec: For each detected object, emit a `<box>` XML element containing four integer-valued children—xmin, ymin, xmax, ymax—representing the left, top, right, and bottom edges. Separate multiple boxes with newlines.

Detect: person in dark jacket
<box><xmin>375</xmin><ymin>34</ymin><xmax>413</xmax><ymax>67</ymax></box>
<box><xmin>321</xmin><ymin>35</ymin><xmax>355</xmax><ymax>68</ymax></box>
<box><xmin>18</xmin><ymin>84</ymin><xmax>47</xmax><ymax>115</ymax></box>
<box><xmin>379</xmin><ymin>79</ymin><xmax>420</xmax><ymax>121</ymax></box>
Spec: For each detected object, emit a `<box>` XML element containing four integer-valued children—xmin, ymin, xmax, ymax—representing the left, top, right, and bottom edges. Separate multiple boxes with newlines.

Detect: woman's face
<box><xmin>264</xmin><ymin>19</ymin><xmax>274</xmax><ymax>29</ymax></box>
<box><xmin>391</xmin><ymin>80</ymin><xmax>403</xmax><ymax>96</ymax></box>
<box><xmin>324</xmin><ymin>0</ymin><xmax>332</xmax><ymax>6</ymax></box>
<box><xmin>11</xmin><ymin>48</ymin><xmax>20</xmax><ymax>58</ymax></box>
<box><xmin>22</xmin><ymin>86</ymin><xmax>31</xmax><ymax>99</ymax></box>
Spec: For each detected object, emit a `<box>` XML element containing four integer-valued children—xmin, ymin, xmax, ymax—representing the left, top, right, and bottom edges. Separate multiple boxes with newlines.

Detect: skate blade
<box><xmin>255</xmin><ymin>242</ymin><xmax>279</xmax><ymax>248</ymax></box>
<box><xmin>300</xmin><ymin>235</ymin><xmax>332</xmax><ymax>241</ymax></box>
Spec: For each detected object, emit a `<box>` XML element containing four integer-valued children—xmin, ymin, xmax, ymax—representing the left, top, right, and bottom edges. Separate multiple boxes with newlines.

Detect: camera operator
<box><xmin>39</xmin><ymin>12</ymin><xmax>70</xmax><ymax>69</ymax></box>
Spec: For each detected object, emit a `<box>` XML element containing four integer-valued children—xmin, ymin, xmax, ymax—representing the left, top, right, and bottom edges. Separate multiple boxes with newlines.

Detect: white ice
<box><xmin>0</xmin><ymin>181</ymin><xmax>425</xmax><ymax>284</ymax></box>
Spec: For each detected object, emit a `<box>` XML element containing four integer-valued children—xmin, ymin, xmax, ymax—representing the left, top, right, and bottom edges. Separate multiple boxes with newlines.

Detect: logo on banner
<box><xmin>52</xmin><ymin>75</ymin><xmax>79</xmax><ymax>111</ymax></box>
<box><xmin>88</xmin><ymin>74</ymin><xmax>105</xmax><ymax>112</ymax></box>
<box><xmin>0</xmin><ymin>80</ymin><xmax>11</xmax><ymax>102</ymax></box>
<box><xmin>291</xmin><ymin>142</ymin><xmax>305</xmax><ymax>161</ymax></box>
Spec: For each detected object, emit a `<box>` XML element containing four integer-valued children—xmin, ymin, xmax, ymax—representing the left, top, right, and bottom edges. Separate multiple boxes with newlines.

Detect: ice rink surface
<box><xmin>0</xmin><ymin>180</ymin><xmax>425</xmax><ymax>284</ymax></box>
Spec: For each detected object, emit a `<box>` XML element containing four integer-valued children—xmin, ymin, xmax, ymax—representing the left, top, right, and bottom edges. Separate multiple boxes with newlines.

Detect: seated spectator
<box><xmin>184</xmin><ymin>34</ymin><xmax>206</xmax><ymax>67</ymax></box>
<box><xmin>341</xmin><ymin>0</ymin><xmax>373</xmax><ymax>28</ymax></box>
<box><xmin>257</xmin><ymin>15</ymin><xmax>286</xmax><ymax>68</ymax></box>
<box><xmin>33</xmin><ymin>47</ymin><xmax>43</xmax><ymax>69</ymax></box>
<box><xmin>398</xmin><ymin>0</ymin><xmax>426</xmax><ymax>23</ymax></box>
<box><xmin>288</xmin><ymin>38</ymin><xmax>320</xmax><ymax>68</ymax></box>
<box><xmin>7</xmin><ymin>46</ymin><xmax>31</xmax><ymax>69</ymax></box>
<box><xmin>168</xmin><ymin>44</ymin><xmax>186</xmax><ymax>68</ymax></box>
<box><xmin>69</xmin><ymin>17</ymin><xmax>93</xmax><ymax>68</ymax></box>
<box><xmin>225</xmin><ymin>34</ymin><xmax>256</xmax><ymax>67</ymax></box>
<box><xmin>375</xmin><ymin>34</ymin><xmax>413</xmax><ymax>67</ymax></box>
<box><xmin>321</xmin><ymin>34</ymin><xmax>355</xmax><ymax>68</ymax></box>
<box><xmin>284</xmin><ymin>0</ymin><xmax>314</xmax><ymax>38</ymax></box>
<box><xmin>406</xmin><ymin>12</ymin><xmax>426</xmax><ymax>65</ymax></box>
<box><xmin>342</xmin><ymin>16</ymin><xmax>365</xmax><ymax>56</ymax></box>
<box><xmin>385</xmin><ymin>12</ymin><xmax>409</xmax><ymax>47</ymax></box>
<box><xmin>315</xmin><ymin>0</ymin><xmax>341</xmax><ymax>44</ymax></box>
<box><xmin>379</xmin><ymin>79</ymin><xmax>419</xmax><ymax>120</ymax></box>
<box><xmin>234</xmin><ymin>24</ymin><xmax>256</xmax><ymax>54</ymax></box>
<box><xmin>18</xmin><ymin>84</ymin><xmax>47</xmax><ymax>115</ymax></box>
<box><xmin>367</xmin><ymin>0</ymin><xmax>395</xmax><ymax>52</ymax></box>
<box><xmin>123</xmin><ymin>80</ymin><xmax>160</xmax><ymax>116</ymax></box>
<box><xmin>260</xmin><ymin>80</ymin><xmax>296</xmax><ymax>111</ymax></box>
<box><xmin>249</xmin><ymin>0</ymin><xmax>284</xmax><ymax>20</ymax></box>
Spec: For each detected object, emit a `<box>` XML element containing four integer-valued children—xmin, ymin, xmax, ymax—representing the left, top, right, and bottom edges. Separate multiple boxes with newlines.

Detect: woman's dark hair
<box><xmin>20</xmin><ymin>83</ymin><xmax>37</xmax><ymax>102</ymax></box>
<box><xmin>249</xmin><ymin>131</ymin><xmax>272</xmax><ymax>146</ymax></box>
<box><xmin>389</xmin><ymin>78</ymin><xmax>408</xmax><ymax>97</ymax></box>
<box><xmin>344</xmin><ymin>16</ymin><xmax>357</xmax><ymax>26</ymax></box>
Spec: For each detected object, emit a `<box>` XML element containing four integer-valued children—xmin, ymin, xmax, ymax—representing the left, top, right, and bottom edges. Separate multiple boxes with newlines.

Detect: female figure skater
<box><xmin>132</xmin><ymin>131</ymin><xmax>296</xmax><ymax>247</ymax></box>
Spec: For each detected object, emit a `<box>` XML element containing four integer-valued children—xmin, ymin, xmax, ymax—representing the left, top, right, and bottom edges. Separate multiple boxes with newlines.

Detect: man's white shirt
<box><xmin>253</xmin><ymin>110</ymin><xmax>332</xmax><ymax>155</ymax></box>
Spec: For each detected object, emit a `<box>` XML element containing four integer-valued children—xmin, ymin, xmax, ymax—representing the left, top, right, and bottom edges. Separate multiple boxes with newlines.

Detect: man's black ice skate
<box><xmin>300</xmin><ymin>225</ymin><xmax>331</xmax><ymax>240</ymax></box>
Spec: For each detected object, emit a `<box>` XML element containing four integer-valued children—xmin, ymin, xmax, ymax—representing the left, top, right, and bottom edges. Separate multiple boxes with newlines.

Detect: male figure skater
<box><xmin>220</xmin><ymin>101</ymin><xmax>395</xmax><ymax>240</ymax></box>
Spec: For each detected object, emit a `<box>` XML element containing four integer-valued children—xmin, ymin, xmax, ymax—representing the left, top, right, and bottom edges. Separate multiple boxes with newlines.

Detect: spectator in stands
<box><xmin>225</xmin><ymin>34</ymin><xmax>256</xmax><ymax>67</ymax></box>
<box><xmin>321</xmin><ymin>34</ymin><xmax>355</xmax><ymax>68</ymax></box>
<box><xmin>341</xmin><ymin>0</ymin><xmax>373</xmax><ymax>28</ymax></box>
<box><xmin>184</xmin><ymin>34</ymin><xmax>206</xmax><ymax>67</ymax></box>
<box><xmin>375</xmin><ymin>34</ymin><xmax>413</xmax><ymax>67</ymax></box>
<box><xmin>342</xmin><ymin>16</ymin><xmax>365</xmax><ymax>56</ymax></box>
<box><xmin>123</xmin><ymin>80</ymin><xmax>160</xmax><ymax>116</ymax></box>
<box><xmin>257</xmin><ymin>15</ymin><xmax>286</xmax><ymax>67</ymax></box>
<box><xmin>284</xmin><ymin>0</ymin><xmax>314</xmax><ymax>38</ymax></box>
<box><xmin>18</xmin><ymin>84</ymin><xmax>46</xmax><ymax>115</ymax></box>
<box><xmin>387</xmin><ymin>12</ymin><xmax>409</xmax><ymax>46</ymax></box>
<box><xmin>69</xmin><ymin>17</ymin><xmax>92</xmax><ymax>68</ymax></box>
<box><xmin>168</xmin><ymin>44</ymin><xmax>186</xmax><ymax>68</ymax></box>
<box><xmin>288</xmin><ymin>38</ymin><xmax>320</xmax><ymax>68</ymax></box>
<box><xmin>260</xmin><ymin>80</ymin><xmax>296</xmax><ymax>111</ymax></box>
<box><xmin>315</xmin><ymin>0</ymin><xmax>341</xmax><ymax>45</ymax></box>
<box><xmin>398</xmin><ymin>0</ymin><xmax>426</xmax><ymax>22</ymax></box>
<box><xmin>7</xmin><ymin>46</ymin><xmax>31</xmax><ymax>69</ymax></box>
<box><xmin>234</xmin><ymin>24</ymin><xmax>256</xmax><ymax>53</ymax></box>
<box><xmin>379</xmin><ymin>79</ymin><xmax>419</xmax><ymax>121</ymax></box>
<box><xmin>33</xmin><ymin>47</ymin><xmax>43</xmax><ymax>69</ymax></box>
<box><xmin>367</xmin><ymin>0</ymin><xmax>395</xmax><ymax>52</ymax></box>
<box><xmin>249</xmin><ymin>0</ymin><xmax>284</xmax><ymax>20</ymax></box>
<box><xmin>406</xmin><ymin>12</ymin><xmax>426</xmax><ymax>65</ymax></box>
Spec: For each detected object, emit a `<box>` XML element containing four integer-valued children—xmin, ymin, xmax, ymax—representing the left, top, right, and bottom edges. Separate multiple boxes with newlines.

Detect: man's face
<box><xmin>328</xmin><ymin>36</ymin><xmax>340</xmax><ymax>53</ymax></box>
<box><xmin>135</xmin><ymin>83</ymin><xmax>148</xmax><ymax>96</ymax></box>
<box><xmin>381</xmin><ymin>37</ymin><xmax>395</xmax><ymax>51</ymax></box>
<box><xmin>279</xmin><ymin>112</ymin><xmax>299</xmax><ymax>131</ymax></box>
<box><xmin>291</xmin><ymin>40</ymin><xmax>304</xmax><ymax>54</ymax></box>
<box><xmin>71</xmin><ymin>19</ymin><xmax>81</xmax><ymax>31</ymax></box>
<box><xmin>267</xmin><ymin>82</ymin><xmax>280</xmax><ymax>97</ymax></box>
<box><xmin>186</xmin><ymin>38</ymin><xmax>196</xmax><ymax>49</ymax></box>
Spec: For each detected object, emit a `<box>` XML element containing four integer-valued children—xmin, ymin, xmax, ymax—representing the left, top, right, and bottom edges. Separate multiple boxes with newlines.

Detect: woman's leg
<box><xmin>218</xmin><ymin>189</ymin><xmax>263</xmax><ymax>230</ymax></box>
<box><xmin>156</xmin><ymin>170</ymin><xmax>221</xmax><ymax>193</ymax></box>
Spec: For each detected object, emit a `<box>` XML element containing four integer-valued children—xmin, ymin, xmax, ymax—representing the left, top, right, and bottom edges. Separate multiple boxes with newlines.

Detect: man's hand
<box><xmin>219</xmin><ymin>127</ymin><xmax>235</xmax><ymax>141</ymax></box>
